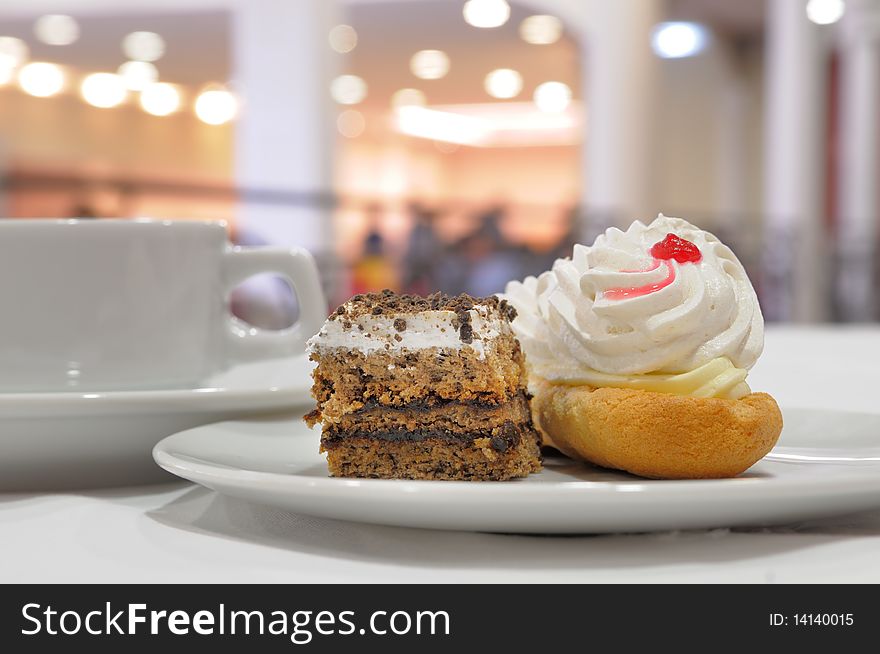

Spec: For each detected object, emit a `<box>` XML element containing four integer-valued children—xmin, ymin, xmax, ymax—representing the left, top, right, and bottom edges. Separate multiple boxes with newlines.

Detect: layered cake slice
<box><xmin>305</xmin><ymin>290</ymin><xmax>542</xmax><ymax>480</ymax></box>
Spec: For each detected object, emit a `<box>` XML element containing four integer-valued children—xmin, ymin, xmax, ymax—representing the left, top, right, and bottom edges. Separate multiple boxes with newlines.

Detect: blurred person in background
<box><xmin>430</xmin><ymin>203</ymin><xmax>524</xmax><ymax>297</ymax></box>
<box><xmin>433</xmin><ymin>233</ymin><xmax>469</xmax><ymax>295</ymax></box>
<box><xmin>351</xmin><ymin>204</ymin><xmax>397</xmax><ymax>294</ymax></box>
<box><xmin>460</xmin><ymin>205</ymin><xmax>521</xmax><ymax>296</ymax></box>
<box><xmin>434</xmin><ymin>232</ymin><xmax>471</xmax><ymax>295</ymax></box>
<box><xmin>402</xmin><ymin>203</ymin><xmax>442</xmax><ymax>295</ymax></box>
<box><xmin>463</xmin><ymin>232</ymin><xmax>522</xmax><ymax>297</ymax></box>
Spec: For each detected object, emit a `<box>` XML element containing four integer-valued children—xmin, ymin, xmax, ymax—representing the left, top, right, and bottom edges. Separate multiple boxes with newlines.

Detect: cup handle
<box><xmin>223</xmin><ymin>246</ymin><xmax>327</xmax><ymax>364</ymax></box>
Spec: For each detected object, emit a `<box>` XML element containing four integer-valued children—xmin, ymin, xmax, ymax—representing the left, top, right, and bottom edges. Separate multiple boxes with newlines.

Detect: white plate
<box><xmin>0</xmin><ymin>354</ymin><xmax>314</xmax><ymax>490</ymax></box>
<box><xmin>154</xmin><ymin>407</ymin><xmax>880</xmax><ymax>534</ymax></box>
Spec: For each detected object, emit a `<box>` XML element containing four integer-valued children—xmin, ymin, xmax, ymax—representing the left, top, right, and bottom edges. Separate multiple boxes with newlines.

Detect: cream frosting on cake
<box><xmin>307</xmin><ymin>307</ymin><xmax>510</xmax><ymax>359</ymax></box>
<box><xmin>306</xmin><ymin>293</ymin><xmax>516</xmax><ymax>360</ymax></box>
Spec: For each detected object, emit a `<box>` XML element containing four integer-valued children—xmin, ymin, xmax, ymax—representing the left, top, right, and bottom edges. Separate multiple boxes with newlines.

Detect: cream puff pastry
<box><xmin>502</xmin><ymin>214</ymin><xmax>782</xmax><ymax>479</ymax></box>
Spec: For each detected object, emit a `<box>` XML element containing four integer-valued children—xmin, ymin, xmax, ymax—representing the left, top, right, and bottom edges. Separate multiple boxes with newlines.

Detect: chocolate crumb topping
<box><xmin>393</xmin><ymin>333</ymin><xmax>402</xmax><ymax>342</ymax></box>
<box><xmin>326</xmin><ymin>291</ymin><xmax>515</xmax><ymax>344</ymax></box>
<box><xmin>332</xmin><ymin>291</ymin><xmax>511</xmax><ymax>318</ymax></box>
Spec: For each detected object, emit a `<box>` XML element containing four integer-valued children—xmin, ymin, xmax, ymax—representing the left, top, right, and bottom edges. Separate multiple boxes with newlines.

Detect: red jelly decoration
<box><xmin>603</xmin><ymin>260</ymin><xmax>676</xmax><ymax>301</ymax></box>
<box><xmin>649</xmin><ymin>233</ymin><xmax>702</xmax><ymax>264</ymax></box>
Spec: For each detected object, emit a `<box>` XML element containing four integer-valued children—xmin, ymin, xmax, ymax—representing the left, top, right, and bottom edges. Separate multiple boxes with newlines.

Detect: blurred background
<box><xmin>0</xmin><ymin>0</ymin><xmax>877</xmax><ymax>326</ymax></box>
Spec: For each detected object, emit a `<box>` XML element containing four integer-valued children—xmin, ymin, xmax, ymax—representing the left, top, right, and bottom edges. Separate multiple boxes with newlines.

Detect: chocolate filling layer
<box><xmin>321</xmin><ymin>420</ymin><xmax>530</xmax><ymax>453</ymax></box>
<box><xmin>354</xmin><ymin>390</ymin><xmax>532</xmax><ymax>413</ymax></box>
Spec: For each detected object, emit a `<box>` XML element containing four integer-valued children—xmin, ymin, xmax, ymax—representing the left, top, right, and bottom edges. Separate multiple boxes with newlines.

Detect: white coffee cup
<box><xmin>0</xmin><ymin>219</ymin><xmax>327</xmax><ymax>392</ymax></box>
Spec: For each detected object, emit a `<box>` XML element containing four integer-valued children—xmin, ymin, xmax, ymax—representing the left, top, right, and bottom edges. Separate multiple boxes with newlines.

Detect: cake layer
<box><xmin>309</xmin><ymin>338</ymin><xmax>526</xmax><ymax>423</ymax></box>
<box><xmin>321</xmin><ymin>424</ymin><xmax>542</xmax><ymax>481</ymax></box>
<box><xmin>315</xmin><ymin>391</ymin><xmax>532</xmax><ymax>432</ymax></box>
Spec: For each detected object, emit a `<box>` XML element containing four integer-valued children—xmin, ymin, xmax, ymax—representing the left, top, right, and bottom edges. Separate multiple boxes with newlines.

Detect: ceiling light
<box><xmin>140</xmin><ymin>82</ymin><xmax>180</xmax><ymax>116</ymax></box>
<box><xmin>0</xmin><ymin>36</ymin><xmax>29</xmax><ymax>69</ymax></box>
<box><xmin>328</xmin><ymin>24</ymin><xmax>358</xmax><ymax>54</ymax></box>
<box><xmin>533</xmin><ymin>81</ymin><xmax>571</xmax><ymax>113</ymax></box>
<box><xmin>395</xmin><ymin>101</ymin><xmax>582</xmax><ymax>148</ymax></box>
<box><xmin>122</xmin><ymin>31</ymin><xmax>166</xmax><ymax>62</ymax></box>
<box><xmin>391</xmin><ymin>88</ymin><xmax>426</xmax><ymax>109</ymax></box>
<box><xmin>330</xmin><ymin>74</ymin><xmax>367</xmax><ymax>105</ymax></box>
<box><xmin>519</xmin><ymin>15</ymin><xmax>563</xmax><ymax>45</ymax></box>
<box><xmin>410</xmin><ymin>50</ymin><xmax>449</xmax><ymax>80</ymax></box>
<box><xmin>195</xmin><ymin>89</ymin><xmax>237</xmax><ymax>125</ymax></box>
<box><xmin>34</xmin><ymin>15</ymin><xmax>80</xmax><ymax>46</ymax></box>
<box><xmin>81</xmin><ymin>72</ymin><xmax>127</xmax><ymax>108</ymax></box>
<box><xmin>463</xmin><ymin>0</ymin><xmax>510</xmax><ymax>29</ymax></box>
<box><xmin>484</xmin><ymin>68</ymin><xmax>522</xmax><ymax>99</ymax></box>
<box><xmin>396</xmin><ymin>105</ymin><xmax>490</xmax><ymax>146</ymax></box>
<box><xmin>117</xmin><ymin>60</ymin><xmax>157</xmax><ymax>91</ymax></box>
<box><xmin>337</xmin><ymin>109</ymin><xmax>365</xmax><ymax>138</ymax></box>
<box><xmin>651</xmin><ymin>22</ymin><xmax>709</xmax><ymax>59</ymax></box>
<box><xmin>18</xmin><ymin>62</ymin><xmax>65</xmax><ymax>97</ymax></box>
<box><xmin>0</xmin><ymin>65</ymin><xmax>14</xmax><ymax>86</ymax></box>
<box><xmin>806</xmin><ymin>0</ymin><xmax>846</xmax><ymax>25</ymax></box>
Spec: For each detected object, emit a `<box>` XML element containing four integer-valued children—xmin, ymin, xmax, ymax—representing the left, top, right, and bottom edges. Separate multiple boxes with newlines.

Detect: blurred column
<box><xmin>577</xmin><ymin>0</ymin><xmax>662</xmax><ymax>235</ymax></box>
<box><xmin>762</xmin><ymin>0</ymin><xmax>829</xmax><ymax>322</ymax></box>
<box><xmin>232</xmin><ymin>0</ymin><xmax>339</xmax><ymax>253</ymax></box>
<box><xmin>715</xmin><ymin>41</ymin><xmax>751</xmax><ymax>235</ymax></box>
<box><xmin>836</xmin><ymin>0</ymin><xmax>880</xmax><ymax>321</ymax></box>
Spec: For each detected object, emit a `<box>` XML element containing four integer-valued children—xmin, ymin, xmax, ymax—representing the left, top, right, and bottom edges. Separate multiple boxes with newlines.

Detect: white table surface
<box><xmin>2</xmin><ymin>326</ymin><xmax>879</xmax><ymax>583</ymax></box>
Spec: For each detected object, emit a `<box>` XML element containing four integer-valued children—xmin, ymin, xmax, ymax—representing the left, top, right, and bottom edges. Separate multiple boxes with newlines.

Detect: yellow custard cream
<box><xmin>502</xmin><ymin>215</ymin><xmax>763</xmax><ymax>400</ymax></box>
<box><xmin>544</xmin><ymin>357</ymin><xmax>750</xmax><ymax>400</ymax></box>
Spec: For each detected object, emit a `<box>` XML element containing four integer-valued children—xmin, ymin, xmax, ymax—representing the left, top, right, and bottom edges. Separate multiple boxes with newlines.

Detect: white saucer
<box><xmin>1</xmin><ymin>354</ymin><xmax>314</xmax><ymax>490</ymax></box>
<box><xmin>154</xmin><ymin>407</ymin><xmax>880</xmax><ymax>534</ymax></box>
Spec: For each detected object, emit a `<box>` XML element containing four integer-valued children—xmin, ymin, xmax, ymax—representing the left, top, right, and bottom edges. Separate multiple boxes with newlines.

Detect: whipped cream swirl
<box><xmin>502</xmin><ymin>215</ymin><xmax>764</xmax><ymax>378</ymax></box>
